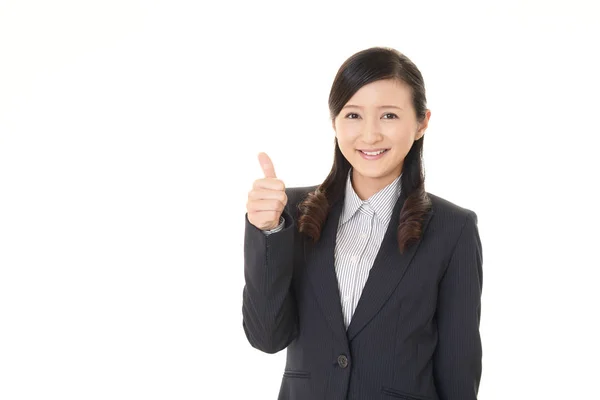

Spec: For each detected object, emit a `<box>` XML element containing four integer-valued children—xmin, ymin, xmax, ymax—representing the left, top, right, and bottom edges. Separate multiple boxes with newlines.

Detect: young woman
<box><xmin>243</xmin><ymin>47</ymin><xmax>483</xmax><ymax>400</ymax></box>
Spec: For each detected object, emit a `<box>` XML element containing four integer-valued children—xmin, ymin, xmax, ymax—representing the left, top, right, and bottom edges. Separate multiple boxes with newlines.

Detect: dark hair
<box><xmin>297</xmin><ymin>47</ymin><xmax>432</xmax><ymax>254</ymax></box>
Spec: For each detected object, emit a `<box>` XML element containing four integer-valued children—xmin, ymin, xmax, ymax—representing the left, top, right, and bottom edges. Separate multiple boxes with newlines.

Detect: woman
<box><xmin>243</xmin><ymin>47</ymin><xmax>483</xmax><ymax>400</ymax></box>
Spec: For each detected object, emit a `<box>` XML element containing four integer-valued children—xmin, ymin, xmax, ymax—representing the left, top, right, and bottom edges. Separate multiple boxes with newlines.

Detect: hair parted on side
<box><xmin>297</xmin><ymin>46</ymin><xmax>432</xmax><ymax>254</ymax></box>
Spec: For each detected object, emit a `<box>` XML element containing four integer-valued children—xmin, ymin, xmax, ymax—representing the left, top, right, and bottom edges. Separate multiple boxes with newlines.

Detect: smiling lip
<box><xmin>358</xmin><ymin>148</ymin><xmax>389</xmax><ymax>160</ymax></box>
<box><xmin>358</xmin><ymin>148</ymin><xmax>388</xmax><ymax>152</ymax></box>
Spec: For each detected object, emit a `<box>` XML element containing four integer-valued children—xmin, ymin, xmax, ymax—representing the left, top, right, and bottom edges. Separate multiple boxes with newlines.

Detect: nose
<box><xmin>361</xmin><ymin>117</ymin><xmax>383</xmax><ymax>143</ymax></box>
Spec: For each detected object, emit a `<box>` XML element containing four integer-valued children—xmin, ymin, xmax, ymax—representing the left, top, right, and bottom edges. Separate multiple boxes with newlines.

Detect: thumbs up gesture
<box><xmin>247</xmin><ymin>152</ymin><xmax>288</xmax><ymax>231</ymax></box>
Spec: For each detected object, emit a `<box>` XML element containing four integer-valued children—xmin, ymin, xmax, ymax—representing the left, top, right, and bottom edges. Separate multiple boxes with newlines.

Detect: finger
<box><xmin>258</xmin><ymin>152</ymin><xmax>277</xmax><ymax>179</ymax></box>
<box><xmin>248</xmin><ymin>189</ymin><xmax>287</xmax><ymax>203</ymax></box>
<box><xmin>252</xmin><ymin>178</ymin><xmax>285</xmax><ymax>191</ymax></box>
<box><xmin>246</xmin><ymin>199</ymin><xmax>285</xmax><ymax>213</ymax></box>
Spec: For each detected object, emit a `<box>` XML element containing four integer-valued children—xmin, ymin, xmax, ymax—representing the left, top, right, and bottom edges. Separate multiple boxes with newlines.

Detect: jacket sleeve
<box><xmin>241</xmin><ymin>190</ymin><xmax>299</xmax><ymax>354</ymax></box>
<box><xmin>433</xmin><ymin>211</ymin><xmax>483</xmax><ymax>399</ymax></box>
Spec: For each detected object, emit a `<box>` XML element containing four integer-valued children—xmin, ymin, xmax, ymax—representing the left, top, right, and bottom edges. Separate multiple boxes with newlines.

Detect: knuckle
<box><xmin>280</xmin><ymin>192</ymin><xmax>288</xmax><ymax>204</ymax></box>
<box><xmin>253</xmin><ymin>179</ymin><xmax>264</xmax><ymax>190</ymax></box>
<box><xmin>275</xmin><ymin>201</ymin><xmax>285</xmax><ymax>212</ymax></box>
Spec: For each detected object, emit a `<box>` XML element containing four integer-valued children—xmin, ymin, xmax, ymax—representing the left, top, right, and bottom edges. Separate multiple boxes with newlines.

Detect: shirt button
<box><xmin>337</xmin><ymin>354</ymin><xmax>349</xmax><ymax>369</ymax></box>
<box><xmin>360</xmin><ymin>232</ymin><xmax>367</xmax><ymax>238</ymax></box>
<box><xmin>350</xmin><ymin>255</ymin><xmax>357</xmax><ymax>263</ymax></box>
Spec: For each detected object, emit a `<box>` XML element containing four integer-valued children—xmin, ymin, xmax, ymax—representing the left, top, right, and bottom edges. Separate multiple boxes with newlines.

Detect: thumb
<box><xmin>258</xmin><ymin>152</ymin><xmax>277</xmax><ymax>179</ymax></box>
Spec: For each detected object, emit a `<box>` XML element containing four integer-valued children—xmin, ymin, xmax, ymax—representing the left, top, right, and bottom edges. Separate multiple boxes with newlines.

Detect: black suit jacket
<box><xmin>242</xmin><ymin>184</ymin><xmax>483</xmax><ymax>400</ymax></box>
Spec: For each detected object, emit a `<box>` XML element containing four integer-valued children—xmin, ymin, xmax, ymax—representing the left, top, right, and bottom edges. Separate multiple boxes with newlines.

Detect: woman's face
<box><xmin>333</xmin><ymin>78</ymin><xmax>430</xmax><ymax>199</ymax></box>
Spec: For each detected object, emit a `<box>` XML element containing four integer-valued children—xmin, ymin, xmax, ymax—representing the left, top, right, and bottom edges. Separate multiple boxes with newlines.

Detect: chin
<box><xmin>352</xmin><ymin>166</ymin><xmax>390</xmax><ymax>179</ymax></box>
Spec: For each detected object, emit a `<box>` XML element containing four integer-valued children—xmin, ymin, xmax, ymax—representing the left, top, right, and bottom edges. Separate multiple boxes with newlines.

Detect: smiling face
<box><xmin>333</xmin><ymin>78</ymin><xmax>430</xmax><ymax>200</ymax></box>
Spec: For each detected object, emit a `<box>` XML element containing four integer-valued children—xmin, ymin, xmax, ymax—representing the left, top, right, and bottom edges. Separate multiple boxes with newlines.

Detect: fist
<box><xmin>247</xmin><ymin>152</ymin><xmax>288</xmax><ymax>231</ymax></box>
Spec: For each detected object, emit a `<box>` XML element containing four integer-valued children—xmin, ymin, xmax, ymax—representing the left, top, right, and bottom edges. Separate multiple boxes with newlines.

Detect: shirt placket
<box><xmin>347</xmin><ymin>206</ymin><xmax>374</xmax><ymax>326</ymax></box>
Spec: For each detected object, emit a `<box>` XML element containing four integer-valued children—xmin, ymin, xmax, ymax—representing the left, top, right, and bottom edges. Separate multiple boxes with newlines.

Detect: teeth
<box><xmin>362</xmin><ymin>150</ymin><xmax>386</xmax><ymax>156</ymax></box>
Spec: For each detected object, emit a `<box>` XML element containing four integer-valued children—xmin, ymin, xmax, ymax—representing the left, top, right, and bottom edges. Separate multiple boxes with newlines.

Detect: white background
<box><xmin>1</xmin><ymin>1</ymin><xmax>599</xmax><ymax>399</ymax></box>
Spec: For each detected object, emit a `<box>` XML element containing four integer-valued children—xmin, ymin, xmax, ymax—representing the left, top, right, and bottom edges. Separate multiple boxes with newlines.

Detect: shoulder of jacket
<box><xmin>427</xmin><ymin>192</ymin><xmax>478</xmax><ymax>224</ymax></box>
<box><xmin>285</xmin><ymin>184</ymin><xmax>319</xmax><ymax>211</ymax></box>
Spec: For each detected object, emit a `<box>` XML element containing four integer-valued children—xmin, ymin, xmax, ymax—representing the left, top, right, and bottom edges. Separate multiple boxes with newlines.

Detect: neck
<box><xmin>351</xmin><ymin>167</ymin><xmax>402</xmax><ymax>200</ymax></box>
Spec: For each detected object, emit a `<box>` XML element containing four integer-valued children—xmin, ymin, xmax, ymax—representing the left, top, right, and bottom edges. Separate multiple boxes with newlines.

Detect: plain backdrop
<box><xmin>1</xmin><ymin>1</ymin><xmax>599</xmax><ymax>399</ymax></box>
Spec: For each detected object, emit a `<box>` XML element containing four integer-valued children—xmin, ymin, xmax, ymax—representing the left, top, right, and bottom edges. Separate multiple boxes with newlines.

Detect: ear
<box><xmin>415</xmin><ymin>109</ymin><xmax>431</xmax><ymax>140</ymax></box>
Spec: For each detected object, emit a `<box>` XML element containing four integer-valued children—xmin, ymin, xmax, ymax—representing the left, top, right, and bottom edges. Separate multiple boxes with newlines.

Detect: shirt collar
<box><xmin>340</xmin><ymin>167</ymin><xmax>402</xmax><ymax>226</ymax></box>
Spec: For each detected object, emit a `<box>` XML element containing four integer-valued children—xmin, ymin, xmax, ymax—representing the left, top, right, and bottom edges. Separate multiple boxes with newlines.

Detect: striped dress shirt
<box><xmin>335</xmin><ymin>169</ymin><xmax>402</xmax><ymax>328</ymax></box>
<box><xmin>264</xmin><ymin>168</ymin><xmax>402</xmax><ymax>328</ymax></box>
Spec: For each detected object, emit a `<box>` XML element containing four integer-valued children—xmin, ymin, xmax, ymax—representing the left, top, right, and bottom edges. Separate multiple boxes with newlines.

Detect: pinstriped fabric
<box><xmin>243</xmin><ymin>183</ymin><xmax>483</xmax><ymax>399</ymax></box>
<box><xmin>335</xmin><ymin>168</ymin><xmax>402</xmax><ymax>328</ymax></box>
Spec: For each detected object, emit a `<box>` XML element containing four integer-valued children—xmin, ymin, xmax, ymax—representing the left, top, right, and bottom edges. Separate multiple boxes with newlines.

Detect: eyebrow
<box><xmin>342</xmin><ymin>104</ymin><xmax>403</xmax><ymax>110</ymax></box>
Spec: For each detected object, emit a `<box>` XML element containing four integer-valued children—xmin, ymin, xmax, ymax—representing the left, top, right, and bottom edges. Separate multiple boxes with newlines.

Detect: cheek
<box><xmin>387</xmin><ymin>127</ymin><xmax>416</xmax><ymax>148</ymax></box>
<box><xmin>337</xmin><ymin>138</ymin><xmax>355</xmax><ymax>158</ymax></box>
<box><xmin>336</xmin><ymin>128</ymin><xmax>359</xmax><ymax>148</ymax></box>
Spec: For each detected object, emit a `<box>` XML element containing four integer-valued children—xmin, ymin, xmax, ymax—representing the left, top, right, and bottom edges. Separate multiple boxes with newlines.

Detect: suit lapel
<box><xmin>346</xmin><ymin>191</ymin><xmax>434</xmax><ymax>340</ymax></box>
<box><xmin>304</xmin><ymin>199</ymin><xmax>347</xmax><ymax>342</ymax></box>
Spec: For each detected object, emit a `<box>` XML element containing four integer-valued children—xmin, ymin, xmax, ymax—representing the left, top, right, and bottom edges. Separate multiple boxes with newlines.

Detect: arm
<box><xmin>242</xmin><ymin>194</ymin><xmax>298</xmax><ymax>354</ymax></box>
<box><xmin>433</xmin><ymin>211</ymin><xmax>483</xmax><ymax>400</ymax></box>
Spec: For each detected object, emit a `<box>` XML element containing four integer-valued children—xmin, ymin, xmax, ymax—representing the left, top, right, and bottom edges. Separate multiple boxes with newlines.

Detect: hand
<box><xmin>247</xmin><ymin>152</ymin><xmax>288</xmax><ymax>231</ymax></box>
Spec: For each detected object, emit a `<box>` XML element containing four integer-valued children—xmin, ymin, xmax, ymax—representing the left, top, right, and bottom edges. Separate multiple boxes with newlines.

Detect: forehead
<box><xmin>346</xmin><ymin>79</ymin><xmax>411</xmax><ymax>107</ymax></box>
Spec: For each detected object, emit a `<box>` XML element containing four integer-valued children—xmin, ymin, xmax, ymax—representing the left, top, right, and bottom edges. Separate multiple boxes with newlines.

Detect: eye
<box><xmin>344</xmin><ymin>112</ymin><xmax>398</xmax><ymax>119</ymax></box>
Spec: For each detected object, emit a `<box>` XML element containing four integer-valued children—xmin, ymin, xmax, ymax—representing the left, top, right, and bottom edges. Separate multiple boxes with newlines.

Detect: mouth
<box><xmin>358</xmin><ymin>149</ymin><xmax>389</xmax><ymax>156</ymax></box>
<box><xmin>357</xmin><ymin>148</ymin><xmax>389</xmax><ymax>160</ymax></box>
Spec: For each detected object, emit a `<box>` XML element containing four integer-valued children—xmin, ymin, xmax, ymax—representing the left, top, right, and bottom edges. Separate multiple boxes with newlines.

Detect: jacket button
<box><xmin>337</xmin><ymin>354</ymin><xmax>349</xmax><ymax>368</ymax></box>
